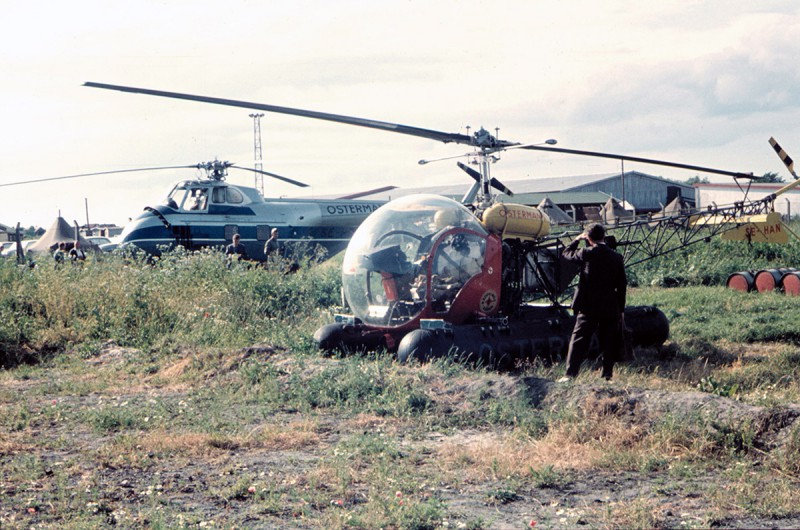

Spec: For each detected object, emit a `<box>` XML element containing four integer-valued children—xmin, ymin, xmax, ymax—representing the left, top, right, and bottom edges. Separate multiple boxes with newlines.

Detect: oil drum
<box><xmin>783</xmin><ymin>271</ymin><xmax>800</xmax><ymax>296</ymax></box>
<box><xmin>754</xmin><ymin>268</ymin><xmax>797</xmax><ymax>293</ymax></box>
<box><xmin>726</xmin><ymin>271</ymin><xmax>755</xmax><ymax>292</ymax></box>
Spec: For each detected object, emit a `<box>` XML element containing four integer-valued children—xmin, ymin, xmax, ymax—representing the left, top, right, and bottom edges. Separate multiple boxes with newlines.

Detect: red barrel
<box><xmin>754</xmin><ymin>268</ymin><xmax>797</xmax><ymax>293</ymax></box>
<box><xmin>726</xmin><ymin>271</ymin><xmax>755</xmax><ymax>292</ymax></box>
<box><xmin>783</xmin><ymin>272</ymin><xmax>800</xmax><ymax>296</ymax></box>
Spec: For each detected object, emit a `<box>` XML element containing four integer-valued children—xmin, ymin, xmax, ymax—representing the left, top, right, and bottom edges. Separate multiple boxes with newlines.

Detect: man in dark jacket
<box><xmin>560</xmin><ymin>223</ymin><xmax>627</xmax><ymax>381</ymax></box>
<box><xmin>225</xmin><ymin>234</ymin><xmax>248</xmax><ymax>263</ymax></box>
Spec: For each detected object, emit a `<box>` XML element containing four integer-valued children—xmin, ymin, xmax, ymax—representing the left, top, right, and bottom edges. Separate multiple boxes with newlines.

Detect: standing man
<box><xmin>264</xmin><ymin>228</ymin><xmax>281</xmax><ymax>259</ymax></box>
<box><xmin>560</xmin><ymin>223</ymin><xmax>627</xmax><ymax>381</ymax></box>
<box><xmin>225</xmin><ymin>234</ymin><xmax>248</xmax><ymax>262</ymax></box>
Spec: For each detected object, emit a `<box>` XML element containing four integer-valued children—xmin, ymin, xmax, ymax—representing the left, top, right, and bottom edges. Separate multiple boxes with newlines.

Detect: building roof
<box><xmin>504</xmin><ymin>172</ymin><xmax>622</xmax><ymax>192</ymax></box>
<box><xmin>497</xmin><ymin>191</ymin><xmax>611</xmax><ymax>206</ymax></box>
<box><xmin>695</xmin><ymin>182</ymin><xmax>792</xmax><ymax>191</ymax></box>
<box><xmin>355</xmin><ymin>170</ymin><xmax>688</xmax><ymax>202</ymax></box>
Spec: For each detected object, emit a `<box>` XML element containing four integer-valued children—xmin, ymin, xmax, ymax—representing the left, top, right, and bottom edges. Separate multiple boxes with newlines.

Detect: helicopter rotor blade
<box><xmin>84</xmin><ymin>82</ymin><xmax>759</xmax><ymax>182</ymax></box>
<box><xmin>456</xmin><ymin>161</ymin><xmax>514</xmax><ymax>196</ymax></box>
<box><xmin>229</xmin><ymin>165</ymin><xmax>309</xmax><ymax>187</ymax></box>
<box><xmin>518</xmin><ymin>144</ymin><xmax>756</xmax><ymax>179</ymax></box>
<box><xmin>490</xmin><ymin>177</ymin><xmax>514</xmax><ymax>196</ymax></box>
<box><xmin>0</xmin><ymin>164</ymin><xmax>199</xmax><ymax>188</ymax></box>
<box><xmin>337</xmin><ymin>185</ymin><xmax>397</xmax><ymax>200</ymax></box>
<box><xmin>457</xmin><ymin>161</ymin><xmax>481</xmax><ymax>183</ymax></box>
<box><xmin>84</xmin><ymin>82</ymin><xmax>474</xmax><ymax>146</ymax></box>
<box><xmin>769</xmin><ymin>137</ymin><xmax>797</xmax><ymax>179</ymax></box>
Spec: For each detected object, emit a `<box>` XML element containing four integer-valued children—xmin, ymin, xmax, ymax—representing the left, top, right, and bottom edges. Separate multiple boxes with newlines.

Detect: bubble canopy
<box><xmin>342</xmin><ymin>194</ymin><xmax>488</xmax><ymax>327</ymax></box>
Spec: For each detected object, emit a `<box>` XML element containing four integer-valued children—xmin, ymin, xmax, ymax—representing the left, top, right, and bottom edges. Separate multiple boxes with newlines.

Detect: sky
<box><xmin>2</xmin><ymin>0</ymin><xmax>800</xmax><ymax>229</ymax></box>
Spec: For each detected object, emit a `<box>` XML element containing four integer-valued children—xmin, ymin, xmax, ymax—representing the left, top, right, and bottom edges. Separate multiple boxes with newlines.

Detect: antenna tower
<box><xmin>249</xmin><ymin>113</ymin><xmax>265</xmax><ymax>194</ymax></box>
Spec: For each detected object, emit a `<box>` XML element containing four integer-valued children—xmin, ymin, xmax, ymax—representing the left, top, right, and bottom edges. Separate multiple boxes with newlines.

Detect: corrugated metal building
<box><xmin>374</xmin><ymin>171</ymin><xmax>695</xmax><ymax>214</ymax></box>
<box><xmin>695</xmin><ymin>182</ymin><xmax>800</xmax><ymax>219</ymax></box>
<box><xmin>509</xmin><ymin>171</ymin><xmax>694</xmax><ymax>212</ymax></box>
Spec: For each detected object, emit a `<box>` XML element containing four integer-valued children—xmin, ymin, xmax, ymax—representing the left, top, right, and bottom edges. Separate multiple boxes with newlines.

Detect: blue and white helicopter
<box><xmin>1</xmin><ymin>159</ymin><xmax>385</xmax><ymax>260</ymax></box>
<box><xmin>115</xmin><ymin>160</ymin><xmax>384</xmax><ymax>259</ymax></box>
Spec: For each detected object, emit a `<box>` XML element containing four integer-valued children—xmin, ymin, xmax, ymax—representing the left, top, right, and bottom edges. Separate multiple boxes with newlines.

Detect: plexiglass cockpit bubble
<box><xmin>342</xmin><ymin>194</ymin><xmax>488</xmax><ymax>326</ymax></box>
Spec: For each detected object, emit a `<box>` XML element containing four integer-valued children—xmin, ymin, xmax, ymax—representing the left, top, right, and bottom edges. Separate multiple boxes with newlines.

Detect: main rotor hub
<box><xmin>196</xmin><ymin>160</ymin><xmax>232</xmax><ymax>181</ymax></box>
<box><xmin>472</xmin><ymin>127</ymin><xmax>499</xmax><ymax>148</ymax></box>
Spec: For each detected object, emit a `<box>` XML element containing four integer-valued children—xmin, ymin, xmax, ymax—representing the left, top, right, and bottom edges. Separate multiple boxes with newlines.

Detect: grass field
<box><xmin>2</xmin><ymin>244</ymin><xmax>800</xmax><ymax>529</ymax></box>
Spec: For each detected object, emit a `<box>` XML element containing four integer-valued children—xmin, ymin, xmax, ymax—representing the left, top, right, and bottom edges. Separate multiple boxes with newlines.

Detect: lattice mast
<box><xmin>249</xmin><ymin>113</ymin><xmax>265</xmax><ymax>195</ymax></box>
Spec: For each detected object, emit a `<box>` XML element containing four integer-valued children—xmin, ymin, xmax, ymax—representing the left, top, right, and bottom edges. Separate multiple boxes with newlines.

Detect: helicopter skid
<box><xmin>314</xmin><ymin>305</ymin><xmax>669</xmax><ymax>369</ymax></box>
<box><xmin>396</xmin><ymin>305</ymin><xmax>669</xmax><ymax>370</ymax></box>
<box><xmin>313</xmin><ymin>320</ymin><xmax>400</xmax><ymax>355</ymax></box>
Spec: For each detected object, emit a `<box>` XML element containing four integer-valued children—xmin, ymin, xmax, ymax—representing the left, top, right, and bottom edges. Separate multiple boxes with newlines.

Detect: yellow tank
<box><xmin>481</xmin><ymin>203</ymin><xmax>550</xmax><ymax>241</ymax></box>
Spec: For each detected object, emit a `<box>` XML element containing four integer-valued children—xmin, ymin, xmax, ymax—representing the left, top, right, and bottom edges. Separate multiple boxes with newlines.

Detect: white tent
<box><xmin>537</xmin><ymin>197</ymin><xmax>574</xmax><ymax>225</ymax></box>
<box><xmin>600</xmin><ymin>197</ymin><xmax>634</xmax><ymax>224</ymax></box>
<box><xmin>26</xmin><ymin>217</ymin><xmax>98</xmax><ymax>254</ymax></box>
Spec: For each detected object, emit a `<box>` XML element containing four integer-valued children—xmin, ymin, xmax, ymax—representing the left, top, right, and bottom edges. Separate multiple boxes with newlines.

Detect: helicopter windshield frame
<box><xmin>162</xmin><ymin>180</ymin><xmax>213</xmax><ymax>212</ymax></box>
<box><xmin>342</xmin><ymin>195</ymin><xmax>489</xmax><ymax>328</ymax></box>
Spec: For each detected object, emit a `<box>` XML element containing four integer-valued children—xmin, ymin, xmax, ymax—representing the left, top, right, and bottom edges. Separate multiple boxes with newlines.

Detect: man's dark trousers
<box><xmin>565</xmin><ymin>311</ymin><xmax>621</xmax><ymax>379</ymax></box>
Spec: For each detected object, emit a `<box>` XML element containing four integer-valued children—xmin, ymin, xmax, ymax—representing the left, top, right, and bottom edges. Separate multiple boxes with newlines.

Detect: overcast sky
<box><xmin>2</xmin><ymin>0</ymin><xmax>799</xmax><ymax>228</ymax></box>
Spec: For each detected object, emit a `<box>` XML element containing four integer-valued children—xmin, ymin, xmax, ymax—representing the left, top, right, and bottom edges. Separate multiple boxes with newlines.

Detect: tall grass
<box><xmin>3</xmin><ymin>227</ymin><xmax>799</xmax><ymax>365</ymax></box>
<box><xmin>0</xmin><ymin>249</ymin><xmax>341</xmax><ymax>364</ymax></box>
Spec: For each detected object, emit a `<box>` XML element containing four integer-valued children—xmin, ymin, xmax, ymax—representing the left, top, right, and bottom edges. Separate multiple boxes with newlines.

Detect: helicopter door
<box><xmin>173</xmin><ymin>225</ymin><xmax>192</xmax><ymax>249</ymax></box>
<box><xmin>212</xmin><ymin>187</ymin><xmax>226</xmax><ymax>204</ymax></box>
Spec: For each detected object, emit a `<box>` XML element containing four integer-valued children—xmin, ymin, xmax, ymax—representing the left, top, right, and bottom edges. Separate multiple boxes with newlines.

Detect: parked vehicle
<box><xmin>87</xmin><ymin>236</ymin><xmax>112</xmax><ymax>247</ymax></box>
<box><xmin>1</xmin><ymin>240</ymin><xmax>38</xmax><ymax>258</ymax></box>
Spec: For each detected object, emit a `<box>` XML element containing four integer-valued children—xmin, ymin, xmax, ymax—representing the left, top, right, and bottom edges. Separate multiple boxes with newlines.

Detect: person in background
<box><xmin>53</xmin><ymin>242</ymin><xmax>66</xmax><ymax>269</ymax></box>
<box><xmin>264</xmin><ymin>228</ymin><xmax>281</xmax><ymax>259</ymax></box>
<box><xmin>69</xmin><ymin>240</ymin><xmax>86</xmax><ymax>265</ymax></box>
<box><xmin>559</xmin><ymin>223</ymin><xmax>627</xmax><ymax>382</ymax></box>
<box><xmin>225</xmin><ymin>234</ymin><xmax>248</xmax><ymax>264</ymax></box>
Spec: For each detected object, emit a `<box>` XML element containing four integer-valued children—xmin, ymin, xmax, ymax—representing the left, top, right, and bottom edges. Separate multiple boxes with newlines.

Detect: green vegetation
<box><xmin>1</xmin><ymin>238</ymin><xmax>800</xmax><ymax>528</ymax></box>
<box><xmin>0</xmin><ymin>248</ymin><xmax>340</xmax><ymax>363</ymax></box>
<box><xmin>628</xmin><ymin>219</ymin><xmax>800</xmax><ymax>288</ymax></box>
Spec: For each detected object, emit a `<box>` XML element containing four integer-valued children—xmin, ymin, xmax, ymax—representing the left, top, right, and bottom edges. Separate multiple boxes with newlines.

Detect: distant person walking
<box><xmin>69</xmin><ymin>240</ymin><xmax>86</xmax><ymax>265</ymax></box>
<box><xmin>53</xmin><ymin>242</ymin><xmax>66</xmax><ymax>269</ymax></box>
<box><xmin>560</xmin><ymin>223</ymin><xmax>627</xmax><ymax>381</ymax></box>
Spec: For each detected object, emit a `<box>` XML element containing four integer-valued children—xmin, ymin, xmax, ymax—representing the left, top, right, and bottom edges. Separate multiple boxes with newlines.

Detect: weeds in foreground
<box><xmin>3</xmin><ymin>244</ymin><xmax>800</xmax><ymax>527</ymax></box>
<box><xmin>0</xmin><ymin>249</ymin><xmax>340</xmax><ymax>364</ymax></box>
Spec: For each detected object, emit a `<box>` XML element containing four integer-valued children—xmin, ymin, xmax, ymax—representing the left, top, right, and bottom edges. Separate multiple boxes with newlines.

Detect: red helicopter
<box><xmin>313</xmin><ymin>191</ymin><xmax>671</xmax><ymax>368</ymax></box>
<box><xmin>82</xmin><ymin>82</ymin><xmax>792</xmax><ymax>368</ymax></box>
